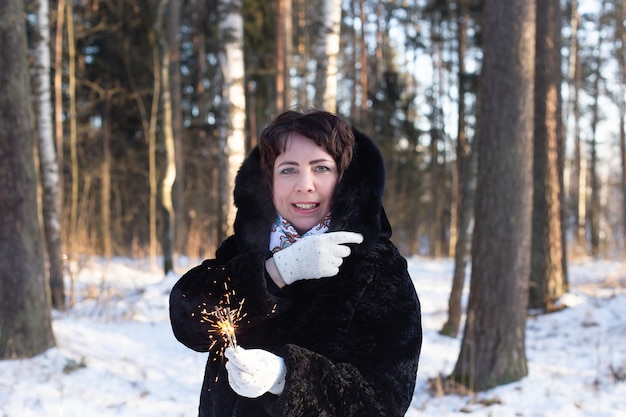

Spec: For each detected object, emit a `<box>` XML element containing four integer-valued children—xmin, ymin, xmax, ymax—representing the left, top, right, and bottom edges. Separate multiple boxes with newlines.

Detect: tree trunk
<box><xmin>451</xmin><ymin>0</ymin><xmax>534</xmax><ymax>391</ymax></box>
<box><xmin>92</xmin><ymin>86</ymin><xmax>124</xmax><ymax>262</ymax></box>
<box><xmin>530</xmin><ymin>0</ymin><xmax>566</xmax><ymax>310</ymax></box>
<box><xmin>574</xmin><ymin>56</ymin><xmax>586</xmax><ymax>252</ymax></box>
<box><xmin>276</xmin><ymin>0</ymin><xmax>286</xmax><ymax>111</ymax></box>
<box><xmin>156</xmin><ymin>0</ymin><xmax>177</xmax><ymax>274</ymax></box>
<box><xmin>0</xmin><ymin>0</ymin><xmax>56</xmax><ymax>358</ymax></box>
<box><xmin>358</xmin><ymin>0</ymin><xmax>368</xmax><ymax>124</ymax></box>
<box><xmin>54</xmin><ymin>0</ymin><xmax>65</xmax><ymax>225</ymax></box>
<box><xmin>616</xmin><ymin>0</ymin><xmax>626</xmax><ymax>256</ymax></box>
<box><xmin>349</xmin><ymin>0</ymin><xmax>367</xmax><ymax>125</ymax></box>
<box><xmin>122</xmin><ymin>29</ymin><xmax>159</xmax><ymax>267</ymax></box>
<box><xmin>149</xmin><ymin>27</ymin><xmax>162</xmax><ymax>267</ymax></box>
<box><xmin>428</xmin><ymin>12</ymin><xmax>444</xmax><ymax>258</ymax></box>
<box><xmin>168</xmin><ymin>0</ymin><xmax>186</xmax><ymax>257</ymax></box>
<box><xmin>33</xmin><ymin>0</ymin><xmax>65</xmax><ymax>310</ymax></box>
<box><xmin>314</xmin><ymin>0</ymin><xmax>342</xmax><ymax>111</ymax></box>
<box><xmin>218</xmin><ymin>0</ymin><xmax>247</xmax><ymax>241</ymax></box>
<box><xmin>565</xmin><ymin>0</ymin><xmax>585</xmax><ymax>255</ymax></box>
<box><xmin>191</xmin><ymin>0</ymin><xmax>210</xmax><ymax>255</ymax></box>
<box><xmin>295</xmin><ymin>0</ymin><xmax>307</xmax><ymax>106</ymax></box>
<box><xmin>67</xmin><ymin>0</ymin><xmax>79</xmax><ymax>259</ymax></box>
<box><xmin>101</xmin><ymin>98</ymin><xmax>112</xmax><ymax>260</ymax></box>
<box><xmin>284</xmin><ymin>0</ymin><xmax>293</xmax><ymax>110</ymax></box>
<box><xmin>441</xmin><ymin>0</ymin><xmax>474</xmax><ymax>338</ymax></box>
<box><xmin>589</xmin><ymin>35</ymin><xmax>603</xmax><ymax>256</ymax></box>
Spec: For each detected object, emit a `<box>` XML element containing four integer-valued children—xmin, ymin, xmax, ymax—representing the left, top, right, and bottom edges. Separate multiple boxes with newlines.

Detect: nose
<box><xmin>295</xmin><ymin>171</ymin><xmax>314</xmax><ymax>193</ymax></box>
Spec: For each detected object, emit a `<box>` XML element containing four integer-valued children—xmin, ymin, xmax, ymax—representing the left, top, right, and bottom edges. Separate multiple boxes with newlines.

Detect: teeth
<box><xmin>295</xmin><ymin>203</ymin><xmax>317</xmax><ymax>210</ymax></box>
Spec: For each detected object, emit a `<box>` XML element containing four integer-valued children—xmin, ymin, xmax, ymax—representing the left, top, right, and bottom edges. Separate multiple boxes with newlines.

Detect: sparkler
<box><xmin>192</xmin><ymin>274</ymin><xmax>249</xmax><ymax>387</ymax></box>
<box><xmin>212</xmin><ymin>305</ymin><xmax>238</xmax><ymax>348</ymax></box>
<box><xmin>197</xmin><ymin>279</ymin><xmax>246</xmax><ymax>353</ymax></box>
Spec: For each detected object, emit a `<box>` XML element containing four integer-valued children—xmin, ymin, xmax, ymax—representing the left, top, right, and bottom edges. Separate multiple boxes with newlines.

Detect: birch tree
<box><xmin>0</xmin><ymin>0</ymin><xmax>56</xmax><ymax>358</ymax></box>
<box><xmin>155</xmin><ymin>0</ymin><xmax>177</xmax><ymax>274</ymax></box>
<box><xmin>33</xmin><ymin>0</ymin><xmax>65</xmax><ymax>310</ymax></box>
<box><xmin>168</xmin><ymin>0</ymin><xmax>186</xmax><ymax>256</ymax></box>
<box><xmin>218</xmin><ymin>0</ymin><xmax>246</xmax><ymax>240</ymax></box>
<box><xmin>313</xmin><ymin>0</ymin><xmax>342</xmax><ymax>111</ymax></box>
<box><xmin>450</xmin><ymin>0</ymin><xmax>534</xmax><ymax>390</ymax></box>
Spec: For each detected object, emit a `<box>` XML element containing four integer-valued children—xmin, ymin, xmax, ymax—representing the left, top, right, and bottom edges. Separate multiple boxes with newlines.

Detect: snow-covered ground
<box><xmin>1</xmin><ymin>256</ymin><xmax>624</xmax><ymax>416</ymax></box>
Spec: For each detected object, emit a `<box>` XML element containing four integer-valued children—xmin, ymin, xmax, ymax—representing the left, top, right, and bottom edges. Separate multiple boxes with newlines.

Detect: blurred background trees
<box><xmin>19</xmin><ymin>0</ymin><xmax>626</xmax><ymax>322</ymax></box>
<box><xmin>22</xmin><ymin>0</ymin><xmax>621</xmax><ymax>264</ymax></box>
<box><xmin>2</xmin><ymin>0</ymin><xmax>625</xmax><ymax>371</ymax></box>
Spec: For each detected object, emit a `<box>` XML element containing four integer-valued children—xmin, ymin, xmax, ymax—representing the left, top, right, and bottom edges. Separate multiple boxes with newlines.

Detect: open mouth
<box><xmin>293</xmin><ymin>203</ymin><xmax>319</xmax><ymax>210</ymax></box>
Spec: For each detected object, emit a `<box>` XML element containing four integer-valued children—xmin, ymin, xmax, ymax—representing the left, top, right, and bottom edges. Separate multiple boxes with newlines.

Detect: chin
<box><xmin>293</xmin><ymin>222</ymin><xmax>317</xmax><ymax>234</ymax></box>
<box><xmin>294</xmin><ymin>226</ymin><xmax>313</xmax><ymax>234</ymax></box>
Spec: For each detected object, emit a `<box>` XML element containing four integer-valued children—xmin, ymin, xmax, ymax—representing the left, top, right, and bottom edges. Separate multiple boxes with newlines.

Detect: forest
<box><xmin>1</xmin><ymin>0</ymin><xmax>625</xmax><ymax>394</ymax></box>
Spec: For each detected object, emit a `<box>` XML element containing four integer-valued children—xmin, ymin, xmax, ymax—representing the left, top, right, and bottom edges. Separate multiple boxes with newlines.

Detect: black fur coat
<box><xmin>169</xmin><ymin>129</ymin><xmax>422</xmax><ymax>417</ymax></box>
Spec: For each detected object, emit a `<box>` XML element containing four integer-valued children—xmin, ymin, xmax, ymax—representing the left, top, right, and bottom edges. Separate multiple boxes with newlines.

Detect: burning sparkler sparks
<box><xmin>198</xmin><ymin>279</ymin><xmax>246</xmax><ymax>354</ymax></box>
<box><xmin>212</xmin><ymin>305</ymin><xmax>238</xmax><ymax>348</ymax></box>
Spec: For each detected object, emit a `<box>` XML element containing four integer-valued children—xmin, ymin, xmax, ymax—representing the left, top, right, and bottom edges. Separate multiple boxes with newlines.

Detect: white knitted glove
<box><xmin>225</xmin><ymin>346</ymin><xmax>287</xmax><ymax>398</ymax></box>
<box><xmin>272</xmin><ymin>231</ymin><xmax>364</xmax><ymax>285</ymax></box>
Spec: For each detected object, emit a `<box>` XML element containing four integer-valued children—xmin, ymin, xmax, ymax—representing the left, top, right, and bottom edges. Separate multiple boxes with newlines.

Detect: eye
<box><xmin>314</xmin><ymin>165</ymin><xmax>332</xmax><ymax>173</ymax></box>
<box><xmin>279</xmin><ymin>167</ymin><xmax>298</xmax><ymax>175</ymax></box>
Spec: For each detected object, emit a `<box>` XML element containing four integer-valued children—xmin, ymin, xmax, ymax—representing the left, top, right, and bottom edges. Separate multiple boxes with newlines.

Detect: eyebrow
<box><xmin>276</xmin><ymin>158</ymin><xmax>333</xmax><ymax>167</ymax></box>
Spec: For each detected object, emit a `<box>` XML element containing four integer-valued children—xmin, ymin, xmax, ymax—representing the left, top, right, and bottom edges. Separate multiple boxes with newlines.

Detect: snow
<box><xmin>1</xmin><ymin>256</ymin><xmax>624</xmax><ymax>416</ymax></box>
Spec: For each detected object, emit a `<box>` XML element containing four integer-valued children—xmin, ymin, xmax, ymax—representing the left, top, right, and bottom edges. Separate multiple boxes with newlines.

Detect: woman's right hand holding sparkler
<box><xmin>225</xmin><ymin>346</ymin><xmax>287</xmax><ymax>398</ymax></box>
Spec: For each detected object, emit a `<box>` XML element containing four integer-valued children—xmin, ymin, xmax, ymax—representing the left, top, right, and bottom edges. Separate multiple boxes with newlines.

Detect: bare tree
<box><xmin>450</xmin><ymin>0</ymin><xmax>534</xmax><ymax>391</ymax></box>
<box><xmin>33</xmin><ymin>0</ymin><xmax>65</xmax><ymax>310</ymax></box>
<box><xmin>0</xmin><ymin>0</ymin><xmax>56</xmax><ymax>358</ymax></box>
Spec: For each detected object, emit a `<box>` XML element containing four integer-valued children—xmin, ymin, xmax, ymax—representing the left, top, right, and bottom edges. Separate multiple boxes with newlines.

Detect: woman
<box><xmin>170</xmin><ymin>109</ymin><xmax>422</xmax><ymax>417</ymax></box>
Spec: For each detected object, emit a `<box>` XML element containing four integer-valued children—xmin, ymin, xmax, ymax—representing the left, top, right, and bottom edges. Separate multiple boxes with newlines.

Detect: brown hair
<box><xmin>258</xmin><ymin>109</ymin><xmax>355</xmax><ymax>183</ymax></box>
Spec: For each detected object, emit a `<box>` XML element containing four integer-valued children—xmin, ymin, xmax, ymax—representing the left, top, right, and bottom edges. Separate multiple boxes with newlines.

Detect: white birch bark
<box><xmin>33</xmin><ymin>0</ymin><xmax>65</xmax><ymax>309</ymax></box>
<box><xmin>314</xmin><ymin>0</ymin><xmax>342</xmax><ymax>110</ymax></box>
<box><xmin>156</xmin><ymin>0</ymin><xmax>176</xmax><ymax>274</ymax></box>
<box><xmin>218</xmin><ymin>0</ymin><xmax>246</xmax><ymax>236</ymax></box>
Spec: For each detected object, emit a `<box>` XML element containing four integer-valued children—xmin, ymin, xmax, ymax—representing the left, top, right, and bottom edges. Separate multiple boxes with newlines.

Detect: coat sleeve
<box><xmin>169</xmin><ymin>249</ymin><xmax>289</xmax><ymax>353</ymax></box>
<box><xmin>266</xmin><ymin>240</ymin><xmax>422</xmax><ymax>417</ymax></box>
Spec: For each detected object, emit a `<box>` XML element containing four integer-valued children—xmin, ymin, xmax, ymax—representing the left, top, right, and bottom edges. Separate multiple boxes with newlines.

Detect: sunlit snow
<box><xmin>1</xmin><ymin>256</ymin><xmax>624</xmax><ymax>416</ymax></box>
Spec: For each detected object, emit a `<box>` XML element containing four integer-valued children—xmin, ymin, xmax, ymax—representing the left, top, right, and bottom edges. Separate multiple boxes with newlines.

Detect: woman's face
<box><xmin>272</xmin><ymin>132</ymin><xmax>339</xmax><ymax>234</ymax></box>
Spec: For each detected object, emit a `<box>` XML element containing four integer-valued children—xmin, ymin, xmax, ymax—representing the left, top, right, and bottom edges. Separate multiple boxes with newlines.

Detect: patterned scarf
<box><xmin>269</xmin><ymin>214</ymin><xmax>331</xmax><ymax>253</ymax></box>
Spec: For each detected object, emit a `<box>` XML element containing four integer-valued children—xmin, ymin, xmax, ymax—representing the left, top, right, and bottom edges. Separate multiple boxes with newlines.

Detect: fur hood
<box><xmin>232</xmin><ymin>128</ymin><xmax>391</xmax><ymax>255</ymax></box>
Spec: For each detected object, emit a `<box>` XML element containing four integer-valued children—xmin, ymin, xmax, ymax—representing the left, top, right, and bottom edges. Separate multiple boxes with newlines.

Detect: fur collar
<box><xmin>232</xmin><ymin>128</ymin><xmax>391</xmax><ymax>255</ymax></box>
